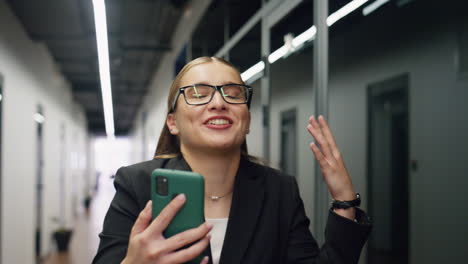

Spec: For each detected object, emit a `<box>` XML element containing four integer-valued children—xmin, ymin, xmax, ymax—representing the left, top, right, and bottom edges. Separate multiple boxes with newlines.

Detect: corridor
<box><xmin>1</xmin><ymin>0</ymin><xmax>468</xmax><ymax>263</ymax></box>
<box><xmin>44</xmin><ymin>174</ymin><xmax>115</xmax><ymax>264</ymax></box>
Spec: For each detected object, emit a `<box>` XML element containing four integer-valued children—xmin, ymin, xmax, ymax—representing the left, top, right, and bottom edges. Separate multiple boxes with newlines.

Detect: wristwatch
<box><xmin>331</xmin><ymin>193</ymin><xmax>361</xmax><ymax>209</ymax></box>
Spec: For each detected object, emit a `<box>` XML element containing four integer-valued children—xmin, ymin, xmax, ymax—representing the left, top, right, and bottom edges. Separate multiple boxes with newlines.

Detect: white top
<box><xmin>205</xmin><ymin>218</ymin><xmax>228</xmax><ymax>264</ymax></box>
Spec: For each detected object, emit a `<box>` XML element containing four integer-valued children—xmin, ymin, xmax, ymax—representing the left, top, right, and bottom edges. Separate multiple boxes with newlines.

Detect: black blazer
<box><xmin>93</xmin><ymin>156</ymin><xmax>371</xmax><ymax>264</ymax></box>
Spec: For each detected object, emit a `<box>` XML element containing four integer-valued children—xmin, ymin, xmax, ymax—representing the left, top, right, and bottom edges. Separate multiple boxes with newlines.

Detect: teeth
<box><xmin>208</xmin><ymin>119</ymin><xmax>229</xmax><ymax>125</ymax></box>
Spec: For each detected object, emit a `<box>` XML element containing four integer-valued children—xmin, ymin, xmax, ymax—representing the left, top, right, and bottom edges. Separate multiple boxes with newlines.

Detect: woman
<box><xmin>93</xmin><ymin>57</ymin><xmax>371</xmax><ymax>264</ymax></box>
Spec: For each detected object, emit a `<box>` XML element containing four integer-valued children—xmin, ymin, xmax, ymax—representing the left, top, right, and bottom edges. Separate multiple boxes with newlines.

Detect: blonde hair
<box><xmin>154</xmin><ymin>56</ymin><xmax>253</xmax><ymax>160</ymax></box>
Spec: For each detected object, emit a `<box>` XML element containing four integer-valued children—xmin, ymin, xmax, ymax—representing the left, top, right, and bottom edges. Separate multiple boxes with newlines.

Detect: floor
<box><xmin>43</xmin><ymin>174</ymin><xmax>116</xmax><ymax>264</ymax></box>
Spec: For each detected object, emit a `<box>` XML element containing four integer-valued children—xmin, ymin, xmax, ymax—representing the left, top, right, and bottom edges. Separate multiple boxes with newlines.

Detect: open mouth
<box><xmin>207</xmin><ymin>119</ymin><xmax>230</xmax><ymax>125</ymax></box>
<box><xmin>204</xmin><ymin>116</ymin><xmax>233</xmax><ymax>129</ymax></box>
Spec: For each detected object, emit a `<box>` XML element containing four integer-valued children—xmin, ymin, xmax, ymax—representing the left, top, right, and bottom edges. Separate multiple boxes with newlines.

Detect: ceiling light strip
<box><xmin>292</xmin><ymin>25</ymin><xmax>317</xmax><ymax>48</ymax></box>
<box><xmin>92</xmin><ymin>0</ymin><xmax>115</xmax><ymax>138</ymax></box>
<box><xmin>268</xmin><ymin>46</ymin><xmax>289</xmax><ymax>64</ymax></box>
<box><xmin>327</xmin><ymin>0</ymin><xmax>368</xmax><ymax>26</ymax></box>
<box><xmin>362</xmin><ymin>0</ymin><xmax>390</xmax><ymax>16</ymax></box>
<box><xmin>241</xmin><ymin>61</ymin><xmax>265</xmax><ymax>82</ymax></box>
<box><xmin>241</xmin><ymin>0</ymin><xmax>368</xmax><ymax>82</ymax></box>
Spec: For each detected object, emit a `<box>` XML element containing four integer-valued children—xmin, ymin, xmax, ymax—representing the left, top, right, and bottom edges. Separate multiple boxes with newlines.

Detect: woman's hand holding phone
<box><xmin>122</xmin><ymin>195</ymin><xmax>212</xmax><ymax>264</ymax></box>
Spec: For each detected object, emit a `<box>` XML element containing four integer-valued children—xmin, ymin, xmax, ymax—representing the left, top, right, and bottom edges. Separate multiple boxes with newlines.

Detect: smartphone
<box><xmin>151</xmin><ymin>168</ymin><xmax>205</xmax><ymax>238</ymax></box>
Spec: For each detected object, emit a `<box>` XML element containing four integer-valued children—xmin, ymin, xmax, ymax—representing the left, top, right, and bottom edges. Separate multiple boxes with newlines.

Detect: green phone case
<box><xmin>151</xmin><ymin>168</ymin><xmax>205</xmax><ymax>238</ymax></box>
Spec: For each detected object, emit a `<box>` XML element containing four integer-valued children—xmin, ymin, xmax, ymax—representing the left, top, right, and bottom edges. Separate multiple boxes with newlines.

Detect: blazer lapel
<box><xmin>162</xmin><ymin>155</ymin><xmax>265</xmax><ymax>264</ymax></box>
<box><xmin>220</xmin><ymin>158</ymin><xmax>265</xmax><ymax>264</ymax></box>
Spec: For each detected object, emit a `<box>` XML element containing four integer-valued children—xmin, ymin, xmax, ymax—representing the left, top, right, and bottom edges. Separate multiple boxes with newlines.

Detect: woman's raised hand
<box><xmin>307</xmin><ymin>115</ymin><xmax>357</xmax><ymax>219</ymax></box>
<box><xmin>122</xmin><ymin>194</ymin><xmax>212</xmax><ymax>264</ymax></box>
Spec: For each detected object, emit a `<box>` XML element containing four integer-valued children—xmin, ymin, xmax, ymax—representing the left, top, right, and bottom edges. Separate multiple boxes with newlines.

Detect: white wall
<box><xmin>94</xmin><ymin>136</ymin><xmax>133</xmax><ymax>177</ymax></box>
<box><xmin>0</xmin><ymin>2</ymin><xmax>90</xmax><ymax>263</ymax></box>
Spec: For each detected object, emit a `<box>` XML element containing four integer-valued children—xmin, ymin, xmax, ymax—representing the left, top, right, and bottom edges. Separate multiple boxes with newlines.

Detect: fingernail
<box><xmin>206</xmin><ymin>222</ymin><xmax>213</xmax><ymax>229</ymax></box>
<box><xmin>177</xmin><ymin>193</ymin><xmax>186</xmax><ymax>201</ymax></box>
<box><xmin>145</xmin><ymin>200</ymin><xmax>152</xmax><ymax>209</ymax></box>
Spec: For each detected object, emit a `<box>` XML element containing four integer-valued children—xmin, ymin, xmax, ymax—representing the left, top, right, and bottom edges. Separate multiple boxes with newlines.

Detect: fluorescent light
<box><xmin>268</xmin><ymin>46</ymin><xmax>289</xmax><ymax>64</ymax></box>
<box><xmin>327</xmin><ymin>0</ymin><xmax>369</xmax><ymax>26</ymax></box>
<box><xmin>92</xmin><ymin>0</ymin><xmax>115</xmax><ymax>138</ymax></box>
<box><xmin>363</xmin><ymin>0</ymin><xmax>390</xmax><ymax>16</ymax></box>
<box><xmin>34</xmin><ymin>113</ymin><xmax>45</xmax><ymax>124</ymax></box>
<box><xmin>292</xmin><ymin>25</ymin><xmax>317</xmax><ymax>48</ymax></box>
<box><xmin>0</xmin><ymin>94</ymin><xmax>2</xmax><ymax>102</ymax></box>
<box><xmin>241</xmin><ymin>61</ymin><xmax>265</xmax><ymax>82</ymax></box>
<box><xmin>241</xmin><ymin>0</ymin><xmax>368</xmax><ymax>83</ymax></box>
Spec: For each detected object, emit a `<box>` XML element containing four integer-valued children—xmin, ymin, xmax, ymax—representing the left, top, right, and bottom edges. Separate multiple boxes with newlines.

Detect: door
<box><xmin>0</xmin><ymin>74</ymin><xmax>3</xmax><ymax>261</ymax></box>
<box><xmin>59</xmin><ymin>123</ymin><xmax>66</xmax><ymax>228</ymax></box>
<box><xmin>367</xmin><ymin>74</ymin><xmax>409</xmax><ymax>264</ymax></box>
<box><xmin>35</xmin><ymin>105</ymin><xmax>45</xmax><ymax>263</ymax></box>
<box><xmin>280</xmin><ymin>108</ymin><xmax>297</xmax><ymax>177</ymax></box>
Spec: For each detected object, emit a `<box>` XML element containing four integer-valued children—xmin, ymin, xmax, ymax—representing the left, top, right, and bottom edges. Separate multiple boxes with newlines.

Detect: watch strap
<box><xmin>331</xmin><ymin>193</ymin><xmax>361</xmax><ymax>209</ymax></box>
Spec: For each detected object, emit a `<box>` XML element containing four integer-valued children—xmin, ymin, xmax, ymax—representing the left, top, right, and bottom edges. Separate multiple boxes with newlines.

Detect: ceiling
<box><xmin>6</xmin><ymin>0</ymin><xmax>264</xmax><ymax>136</ymax></box>
<box><xmin>7</xmin><ymin>0</ymin><xmax>189</xmax><ymax>135</ymax></box>
<box><xmin>7</xmin><ymin>0</ymin><xmax>464</xmax><ymax>136</ymax></box>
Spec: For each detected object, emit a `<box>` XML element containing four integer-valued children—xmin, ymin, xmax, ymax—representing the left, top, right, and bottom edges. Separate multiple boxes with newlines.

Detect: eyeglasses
<box><xmin>171</xmin><ymin>84</ymin><xmax>253</xmax><ymax>112</ymax></box>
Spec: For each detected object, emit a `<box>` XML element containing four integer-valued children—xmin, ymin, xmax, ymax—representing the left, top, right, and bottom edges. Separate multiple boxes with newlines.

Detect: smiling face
<box><xmin>166</xmin><ymin>61</ymin><xmax>251</xmax><ymax>155</ymax></box>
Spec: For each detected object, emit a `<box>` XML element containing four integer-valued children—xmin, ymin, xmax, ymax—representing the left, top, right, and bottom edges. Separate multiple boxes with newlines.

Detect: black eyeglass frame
<box><xmin>170</xmin><ymin>84</ymin><xmax>253</xmax><ymax>113</ymax></box>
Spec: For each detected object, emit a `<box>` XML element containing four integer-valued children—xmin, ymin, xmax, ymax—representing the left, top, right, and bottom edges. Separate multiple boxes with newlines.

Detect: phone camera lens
<box><xmin>156</xmin><ymin>176</ymin><xmax>169</xmax><ymax>196</ymax></box>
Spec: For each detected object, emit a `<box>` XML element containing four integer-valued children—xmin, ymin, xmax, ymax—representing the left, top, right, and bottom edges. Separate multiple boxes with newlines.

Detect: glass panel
<box><xmin>0</xmin><ymin>74</ymin><xmax>3</xmax><ymax>262</ymax></box>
